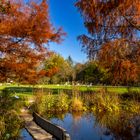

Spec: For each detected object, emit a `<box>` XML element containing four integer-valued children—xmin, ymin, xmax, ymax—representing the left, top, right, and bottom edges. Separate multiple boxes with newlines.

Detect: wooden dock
<box><xmin>20</xmin><ymin>108</ymin><xmax>55</xmax><ymax>140</ymax></box>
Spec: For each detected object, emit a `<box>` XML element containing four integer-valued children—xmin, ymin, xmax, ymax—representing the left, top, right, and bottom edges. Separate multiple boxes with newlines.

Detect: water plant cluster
<box><xmin>33</xmin><ymin>92</ymin><xmax>84</xmax><ymax>114</ymax></box>
<box><xmin>33</xmin><ymin>88</ymin><xmax>140</xmax><ymax>115</ymax></box>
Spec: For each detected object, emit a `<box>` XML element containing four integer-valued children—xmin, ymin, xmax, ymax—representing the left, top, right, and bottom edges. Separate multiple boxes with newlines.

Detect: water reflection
<box><xmin>19</xmin><ymin>129</ymin><xmax>33</xmax><ymax>140</ymax></box>
<box><xmin>44</xmin><ymin>112</ymin><xmax>112</xmax><ymax>140</ymax></box>
<box><xmin>94</xmin><ymin>112</ymin><xmax>140</xmax><ymax>140</ymax></box>
<box><xmin>44</xmin><ymin>112</ymin><xmax>140</xmax><ymax>140</ymax></box>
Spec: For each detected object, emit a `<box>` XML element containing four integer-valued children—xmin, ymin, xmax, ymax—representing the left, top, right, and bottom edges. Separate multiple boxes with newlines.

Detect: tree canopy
<box><xmin>99</xmin><ymin>39</ymin><xmax>139</xmax><ymax>85</ymax></box>
<box><xmin>75</xmin><ymin>0</ymin><xmax>140</xmax><ymax>85</ymax></box>
<box><xmin>75</xmin><ymin>0</ymin><xmax>140</xmax><ymax>58</ymax></box>
<box><xmin>43</xmin><ymin>53</ymin><xmax>73</xmax><ymax>84</ymax></box>
<box><xmin>0</xmin><ymin>0</ymin><xmax>64</xmax><ymax>84</ymax></box>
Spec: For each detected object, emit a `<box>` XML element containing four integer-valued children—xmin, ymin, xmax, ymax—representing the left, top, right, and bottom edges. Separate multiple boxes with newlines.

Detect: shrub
<box><xmin>44</xmin><ymin>94</ymin><xmax>55</xmax><ymax>112</ymax></box>
<box><xmin>0</xmin><ymin>110</ymin><xmax>23</xmax><ymax>140</ymax></box>
<box><xmin>0</xmin><ymin>90</ymin><xmax>25</xmax><ymax>139</ymax></box>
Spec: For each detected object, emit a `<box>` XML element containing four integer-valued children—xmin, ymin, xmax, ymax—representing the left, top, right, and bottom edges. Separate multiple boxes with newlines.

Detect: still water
<box><xmin>44</xmin><ymin>112</ymin><xmax>140</xmax><ymax>140</ymax></box>
<box><xmin>19</xmin><ymin>129</ymin><xmax>33</xmax><ymax>140</ymax></box>
<box><xmin>19</xmin><ymin>112</ymin><xmax>140</xmax><ymax>140</ymax></box>
<box><xmin>50</xmin><ymin>113</ymin><xmax>112</xmax><ymax>140</ymax></box>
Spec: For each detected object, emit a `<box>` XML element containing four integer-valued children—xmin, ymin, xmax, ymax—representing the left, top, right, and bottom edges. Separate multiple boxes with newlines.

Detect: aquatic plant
<box><xmin>70</xmin><ymin>97</ymin><xmax>84</xmax><ymax>111</ymax></box>
<box><xmin>33</xmin><ymin>88</ymin><xmax>140</xmax><ymax>115</ymax></box>
<box><xmin>90</xmin><ymin>89</ymin><xmax>120</xmax><ymax>113</ymax></box>
<box><xmin>121</xmin><ymin>100</ymin><xmax>140</xmax><ymax>114</ymax></box>
<box><xmin>53</xmin><ymin>93</ymin><xmax>69</xmax><ymax>111</ymax></box>
<box><xmin>33</xmin><ymin>92</ymin><xmax>69</xmax><ymax>113</ymax></box>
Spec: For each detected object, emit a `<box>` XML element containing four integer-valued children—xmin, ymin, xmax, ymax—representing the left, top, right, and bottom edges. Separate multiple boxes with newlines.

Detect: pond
<box><xmin>19</xmin><ymin>129</ymin><xmax>33</xmax><ymax>140</ymax></box>
<box><xmin>44</xmin><ymin>112</ymin><xmax>140</xmax><ymax>140</ymax></box>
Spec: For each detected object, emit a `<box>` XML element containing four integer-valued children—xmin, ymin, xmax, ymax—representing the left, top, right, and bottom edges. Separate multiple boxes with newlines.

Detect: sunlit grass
<box><xmin>0</xmin><ymin>84</ymin><xmax>140</xmax><ymax>99</ymax></box>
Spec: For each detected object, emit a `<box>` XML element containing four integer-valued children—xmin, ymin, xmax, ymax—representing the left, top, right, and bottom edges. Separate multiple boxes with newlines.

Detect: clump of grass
<box><xmin>4</xmin><ymin>110</ymin><xmax>23</xmax><ymax>138</ymax></box>
<box><xmin>0</xmin><ymin>117</ymin><xmax>5</xmax><ymax>139</ymax></box>
<box><xmin>33</xmin><ymin>92</ymin><xmax>47</xmax><ymax>114</ymax></box>
<box><xmin>33</xmin><ymin>92</ymin><xmax>69</xmax><ymax>114</ymax></box>
<box><xmin>44</xmin><ymin>94</ymin><xmax>55</xmax><ymax>112</ymax></box>
<box><xmin>53</xmin><ymin>93</ymin><xmax>69</xmax><ymax>112</ymax></box>
<box><xmin>44</xmin><ymin>93</ymin><xmax>69</xmax><ymax>112</ymax></box>
<box><xmin>0</xmin><ymin>89</ymin><xmax>25</xmax><ymax>140</ymax></box>
<box><xmin>91</xmin><ymin>88</ymin><xmax>120</xmax><ymax>113</ymax></box>
<box><xmin>121</xmin><ymin>100</ymin><xmax>140</xmax><ymax>114</ymax></box>
<box><xmin>0</xmin><ymin>110</ymin><xmax>23</xmax><ymax>140</ymax></box>
<box><xmin>70</xmin><ymin>97</ymin><xmax>84</xmax><ymax>111</ymax></box>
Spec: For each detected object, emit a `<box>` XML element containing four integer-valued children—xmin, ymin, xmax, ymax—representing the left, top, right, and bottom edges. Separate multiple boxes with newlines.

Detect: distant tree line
<box><xmin>38</xmin><ymin>53</ymin><xmax>140</xmax><ymax>86</ymax></box>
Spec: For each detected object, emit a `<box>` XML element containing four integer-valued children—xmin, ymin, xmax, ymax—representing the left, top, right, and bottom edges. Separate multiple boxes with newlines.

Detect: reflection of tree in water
<box><xmin>94</xmin><ymin>111</ymin><xmax>140</xmax><ymax>140</ymax></box>
<box><xmin>70</xmin><ymin>112</ymin><xmax>94</xmax><ymax>139</ymax></box>
<box><xmin>43</xmin><ymin>111</ymin><xmax>67</xmax><ymax>120</ymax></box>
<box><xmin>69</xmin><ymin>112</ymin><xmax>83</xmax><ymax>137</ymax></box>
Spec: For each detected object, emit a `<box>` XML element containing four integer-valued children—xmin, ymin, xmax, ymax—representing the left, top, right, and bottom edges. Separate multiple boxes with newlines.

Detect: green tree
<box><xmin>76</xmin><ymin>61</ymin><xmax>109</xmax><ymax>84</ymax></box>
<box><xmin>43</xmin><ymin>53</ymin><xmax>73</xmax><ymax>84</ymax></box>
<box><xmin>66</xmin><ymin>56</ymin><xmax>75</xmax><ymax>82</ymax></box>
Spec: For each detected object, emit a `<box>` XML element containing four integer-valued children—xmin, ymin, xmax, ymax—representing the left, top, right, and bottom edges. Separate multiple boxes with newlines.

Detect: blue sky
<box><xmin>48</xmin><ymin>0</ymin><xmax>88</xmax><ymax>63</ymax></box>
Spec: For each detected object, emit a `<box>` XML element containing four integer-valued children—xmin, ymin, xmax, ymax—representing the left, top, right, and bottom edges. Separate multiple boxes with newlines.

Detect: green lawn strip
<box><xmin>0</xmin><ymin>84</ymin><xmax>140</xmax><ymax>96</ymax></box>
<box><xmin>37</xmin><ymin>85</ymin><xmax>140</xmax><ymax>93</ymax></box>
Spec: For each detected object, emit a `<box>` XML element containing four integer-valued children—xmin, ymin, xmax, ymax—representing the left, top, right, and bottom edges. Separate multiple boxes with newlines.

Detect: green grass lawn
<box><xmin>0</xmin><ymin>84</ymin><xmax>140</xmax><ymax>98</ymax></box>
<box><xmin>36</xmin><ymin>85</ymin><xmax>140</xmax><ymax>94</ymax></box>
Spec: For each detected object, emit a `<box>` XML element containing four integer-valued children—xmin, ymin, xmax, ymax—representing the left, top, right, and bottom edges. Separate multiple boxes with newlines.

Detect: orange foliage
<box><xmin>0</xmin><ymin>0</ymin><xmax>65</xmax><ymax>84</ymax></box>
<box><xmin>75</xmin><ymin>0</ymin><xmax>140</xmax><ymax>59</ymax></box>
<box><xmin>45</xmin><ymin>66</ymin><xmax>59</xmax><ymax>77</ymax></box>
<box><xmin>75</xmin><ymin>0</ymin><xmax>140</xmax><ymax>84</ymax></box>
<box><xmin>99</xmin><ymin>39</ymin><xmax>139</xmax><ymax>85</ymax></box>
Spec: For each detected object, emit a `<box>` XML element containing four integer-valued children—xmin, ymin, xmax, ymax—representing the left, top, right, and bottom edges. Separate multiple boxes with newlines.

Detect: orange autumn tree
<box><xmin>75</xmin><ymin>0</ymin><xmax>140</xmax><ymax>58</ymax></box>
<box><xmin>0</xmin><ymin>0</ymin><xmax>64</xmax><ymax>84</ymax></box>
<box><xmin>99</xmin><ymin>39</ymin><xmax>139</xmax><ymax>85</ymax></box>
<box><xmin>75</xmin><ymin>0</ymin><xmax>140</xmax><ymax>85</ymax></box>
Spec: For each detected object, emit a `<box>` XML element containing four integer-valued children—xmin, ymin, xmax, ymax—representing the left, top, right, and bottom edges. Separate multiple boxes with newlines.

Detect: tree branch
<box><xmin>123</xmin><ymin>15</ymin><xmax>140</xmax><ymax>31</ymax></box>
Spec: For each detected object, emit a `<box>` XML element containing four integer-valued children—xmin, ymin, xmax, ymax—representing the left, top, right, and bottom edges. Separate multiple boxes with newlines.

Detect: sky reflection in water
<box><xmin>20</xmin><ymin>112</ymin><xmax>140</xmax><ymax>140</ymax></box>
<box><xmin>49</xmin><ymin>112</ymin><xmax>114</xmax><ymax>140</ymax></box>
